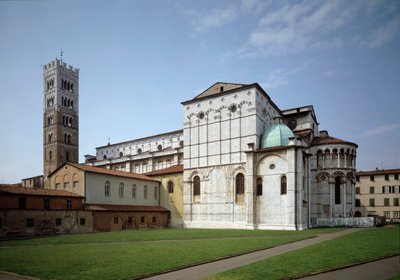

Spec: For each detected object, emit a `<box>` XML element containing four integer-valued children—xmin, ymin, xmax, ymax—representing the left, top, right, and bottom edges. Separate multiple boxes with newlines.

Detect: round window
<box><xmin>230</xmin><ymin>105</ymin><xmax>237</xmax><ymax>113</ymax></box>
<box><xmin>269</xmin><ymin>164</ymin><xmax>275</xmax><ymax>170</ymax></box>
<box><xmin>198</xmin><ymin>112</ymin><xmax>205</xmax><ymax>119</ymax></box>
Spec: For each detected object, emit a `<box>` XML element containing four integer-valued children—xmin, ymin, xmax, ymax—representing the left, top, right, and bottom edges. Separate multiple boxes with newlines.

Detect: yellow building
<box><xmin>146</xmin><ymin>165</ymin><xmax>184</xmax><ymax>228</ymax></box>
<box><xmin>355</xmin><ymin>168</ymin><xmax>400</xmax><ymax>222</ymax></box>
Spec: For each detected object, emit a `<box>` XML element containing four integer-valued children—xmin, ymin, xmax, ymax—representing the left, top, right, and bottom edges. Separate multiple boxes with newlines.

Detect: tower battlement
<box><xmin>43</xmin><ymin>58</ymin><xmax>79</xmax><ymax>73</ymax></box>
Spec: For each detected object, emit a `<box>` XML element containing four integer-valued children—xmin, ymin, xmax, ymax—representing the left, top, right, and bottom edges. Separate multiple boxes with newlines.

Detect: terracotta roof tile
<box><xmin>145</xmin><ymin>165</ymin><xmax>183</xmax><ymax>176</ymax></box>
<box><xmin>0</xmin><ymin>186</ymin><xmax>83</xmax><ymax>197</ymax></box>
<box><xmin>59</xmin><ymin>163</ymin><xmax>160</xmax><ymax>183</ymax></box>
<box><xmin>356</xmin><ymin>169</ymin><xmax>400</xmax><ymax>176</ymax></box>
<box><xmin>84</xmin><ymin>203</ymin><xmax>169</xmax><ymax>212</ymax></box>
<box><xmin>311</xmin><ymin>136</ymin><xmax>358</xmax><ymax>147</ymax></box>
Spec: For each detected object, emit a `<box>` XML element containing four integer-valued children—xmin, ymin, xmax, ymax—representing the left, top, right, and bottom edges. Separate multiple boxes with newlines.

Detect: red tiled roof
<box><xmin>311</xmin><ymin>136</ymin><xmax>358</xmax><ymax>147</ymax></box>
<box><xmin>356</xmin><ymin>169</ymin><xmax>400</xmax><ymax>176</ymax></box>
<box><xmin>57</xmin><ymin>163</ymin><xmax>159</xmax><ymax>183</ymax></box>
<box><xmin>84</xmin><ymin>203</ymin><xmax>169</xmax><ymax>212</ymax></box>
<box><xmin>145</xmin><ymin>165</ymin><xmax>183</xmax><ymax>176</ymax></box>
<box><xmin>0</xmin><ymin>185</ymin><xmax>83</xmax><ymax>197</ymax></box>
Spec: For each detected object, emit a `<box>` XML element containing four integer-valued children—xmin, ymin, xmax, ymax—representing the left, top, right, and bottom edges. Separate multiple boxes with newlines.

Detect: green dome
<box><xmin>261</xmin><ymin>123</ymin><xmax>295</xmax><ymax>148</ymax></box>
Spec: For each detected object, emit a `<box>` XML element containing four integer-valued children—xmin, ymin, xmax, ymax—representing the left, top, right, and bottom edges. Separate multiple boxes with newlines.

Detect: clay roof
<box><xmin>0</xmin><ymin>185</ymin><xmax>83</xmax><ymax>197</ymax></box>
<box><xmin>145</xmin><ymin>165</ymin><xmax>183</xmax><ymax>176</ymax></box>
<box><xmin>311</xmin><ymin>136</ymin><xmax>358</xmax><ymax>147</ymax></box>
<box><xmin>54</xmin><ymin>163</ymin><xmax>159</xmax><ymax>183</ymax></box>
<box><xmin>193</xmin><ymin>82</ymin><xmax>247</xmax><ymax>99</ymax></box>
<box><xmin>356</xmin><ymin>169</ymin><xmax>400</xmax><ymax>176</ymax></box>
<box><xmin>84</xmin><ymin>204</ymin><xmax>169</xmax><ymax>212</ymax></box>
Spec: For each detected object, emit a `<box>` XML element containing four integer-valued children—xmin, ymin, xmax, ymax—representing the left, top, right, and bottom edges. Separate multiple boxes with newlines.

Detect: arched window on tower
<box><xmin>280</xmin><ymin>176</ymin><xmax>287</xmax><ymax>195</ymax></box>
<box><xmin>193</xmin><ymin>176</ymin><xmax>200</xmax><ymax>203</ymax></box>
<box><xmin>335</xmin><ymin>176</ymin><xmax>341</xmax><ymax>204</ymax></box>
<box><xmin>49</xmin><ymin>151</ymin><xmax>52</xmax><ymax>160</ymax></box>
<box><xmin>48</xmin><ymin>133</ymin><xmax>52</xmax><ymax>143</ymax></box>
<box><xmin>66</xmin><ymin>151</ymin><xmax>70</xmax><ymax>161</ymax></box>
<box><xmin>235</xmin><ymin>173</ymin><xmax>245</xmax><ymax>203</ymax></box>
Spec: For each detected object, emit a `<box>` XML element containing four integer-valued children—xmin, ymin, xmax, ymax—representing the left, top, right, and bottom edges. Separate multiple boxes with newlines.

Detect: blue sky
<box><xmin>0</xmin><ymin>0</ymin><xmax>399</xmax><ymax>183</ymax></box>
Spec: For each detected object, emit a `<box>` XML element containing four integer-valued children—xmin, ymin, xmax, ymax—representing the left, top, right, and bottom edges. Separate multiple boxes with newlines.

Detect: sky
<box><xmin>0</xmin><ymin>0</ymin><xmax>399</xmax><ymax>183</ymax></box>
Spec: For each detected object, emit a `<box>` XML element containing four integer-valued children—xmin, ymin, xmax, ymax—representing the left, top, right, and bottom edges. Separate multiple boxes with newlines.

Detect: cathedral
<box><xmin>85</xmin><ymin>80</ymin><xmax>358</xmax><ymax>230</ymax></box>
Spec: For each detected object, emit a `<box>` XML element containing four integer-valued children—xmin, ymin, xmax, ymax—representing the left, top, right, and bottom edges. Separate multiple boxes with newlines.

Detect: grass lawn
<box><xmin>0</xmin><ymin>228</ymin><xmax>338</xmax><ymax>279</ymax></box>
<box><xmin>206</xmin><ymin>226</ymin><xmax>400</xmax><ymax>280</ymax></box>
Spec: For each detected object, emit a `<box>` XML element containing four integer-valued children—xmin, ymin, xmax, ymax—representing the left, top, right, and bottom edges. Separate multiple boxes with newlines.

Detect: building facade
<box><xmin>43</xmin><ymin>59</ymin><xmax>79</xmax><ymax>187</ymax></box>
<box><xmin>48</xmin><ymin>163</ymin><xmax>169</xmax><ymax>230</ymax></box>
<box><xmin>86</xmin><ymin>82</ymin><xmax>358</xmax><ymax>230</ymax></box>
<box><xmin>355</xmin><ymin>169</ymin><xmax>400</xmax><ymax>222</ymax></box>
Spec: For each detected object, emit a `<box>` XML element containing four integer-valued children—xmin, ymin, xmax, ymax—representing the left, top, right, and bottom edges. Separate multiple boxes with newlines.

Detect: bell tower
<box><xmin>43</xmin><ymin>58</ymin><xmax>79</xmax><ymax>188</ymax></box>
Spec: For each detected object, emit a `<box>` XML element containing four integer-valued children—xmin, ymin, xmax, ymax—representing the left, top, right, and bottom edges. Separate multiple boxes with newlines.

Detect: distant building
<box><xmin>48</xmin><ymin>162</ymin><xmax>169</xmax><ymax>231</ymax></box>
<box><xmin>355</xmin><ymin>169</ymin><xmax>400</xmax><ymax>222</ymax></box>
<box><xmin>0</xmin><ymin>185</ymin><xmax>91</xmax><ymax>237</ymax></box>
<box><xmin>21</xmin><ymin>175</ymin><xmax>44</xmax><ymax>188</ymax></box>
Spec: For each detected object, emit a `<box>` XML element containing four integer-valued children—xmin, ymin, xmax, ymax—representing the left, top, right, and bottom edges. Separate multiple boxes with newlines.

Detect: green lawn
<box><xmin>206</xmin><ymin>226</ymin><xmax>399</xmax><ymax>280</ymax></box>
<box><xmin>0</xmin><ymin>228</ymin><xmax>338</xmax><ymax>279</ymax></box>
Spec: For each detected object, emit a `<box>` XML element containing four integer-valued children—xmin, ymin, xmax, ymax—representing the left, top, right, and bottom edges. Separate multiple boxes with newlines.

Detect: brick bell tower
<box><xmin>43</xmin><ymin>58</ymin><xmax>79</xmax><ymax>188</ymax></box>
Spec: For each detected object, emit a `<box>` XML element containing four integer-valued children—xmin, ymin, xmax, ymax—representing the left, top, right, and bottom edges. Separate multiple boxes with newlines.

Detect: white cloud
<box><xmin>360</xmin><ymin>123</ymin><xmax>400</xmax><ymax>138</ymax></box>
<box><xmin>359</xmin><ymin>18</ymin><xmax>400</xmax><ymax>48</ymax></box>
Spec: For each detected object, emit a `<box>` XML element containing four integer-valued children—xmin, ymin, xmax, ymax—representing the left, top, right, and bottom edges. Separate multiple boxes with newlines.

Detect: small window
<box><xmin>281</xmin><ymin>176</ymin><xmax>287</xmax><ymax>195</ymax></box>
<box><xmin>152</xmin><ymin>216</ymin><xmax>157</xmax><ymax>224</ymax></box>
<box><xmin>355</xmin><ymin>187</ymin><xmax>360</xmax><ymax>195</ymax></box>
<box><xmin>114</xmin><ymin>217</ymin><xmax>119</xmax><ymax>224</ymax></box>
<box><xmin>370</xmin><ymin>198</ymin><xmax>375</xmax><ymax>207</ymax></box>
<box><xmin>144</xmin><ymin>186</ymin><xmax>148</xmax><ymax>199</ymax></box>
<box><xmin>26</xmin><ymin>218</ymin><xmax>34</xmax><ymax>227</ymax></box>
<box><xmin>384</xmin><ymin>174</ymin><xmax>389</xmax><ymax>181</ymax></box>
<box><xmin>105</xmin><ymin>181</ymin><xmax>110</xmax><ymax>196</ymax></box>
<box><xmin>43</xmin><ymin>198</ymin><xmax>50</xmax><ymax>210</ymax></box>
<box><xmin>55</xmin><ymin>218</ymin><xmax>62</xmax><ymax>226</ymax></box>
<box><xmin>64</xmin><ymin>182</ymin><xmax>69</xmax><ymax>189</ymax></box>
<box><xmin>128</xmin><ymin>217</ymin><xmax>133</xmax><ymax>224</ymax></box>
<box><xmin>132</xmin><ymin>184</ymin><xmax>136</xmax><ymax>198</ymax></box>
<box><xmin>384</xmin><ymin>198</ymin><xmax>390</xmax><ymax>206</ymax></box>
<box><xmin>193</xmin><ymin>176</ymin><xmax>200</xmax><ymax>201</ymax></box>
<box><xmin>370</xmin><ymin>186</ymin><xmax>374</xmax><ymax>194</ymax></box>
<box><xmin>383</xmin><ymin>211</ymin><xmax>390</xmax><ymax>218</ymax></box>
<box><xmin>157</xmin><ymin>144</ymin><xmax>162</xmax><ymax>151</ymax></box>
<box><xmin>394</xmin><ymin>198</ymin><xmax>399</xmax><ymax>206</ymax></box>
<box><xmin>55</xmin><ymin>183</ymin><xmax>60</xmax><ymax>190</ymax></box>
<box><xmin>66</xmin><ymin>200</ymin><xmax>72</xmax><ymax>209</ymax></box>
<box><xmin>154</xmin><ymin>186</ymin><xmax>158</xmax><ymax>200</ymax></box>
<box><xmin>355</xmin><ymin>199</ymin><xmax>361</xmax><ymax>207</ymax></box>
<box><xmin>370</xmin><ymin>175</ymin><xmax>375</xmax><ymax>181</ymax></box>
<box><xmin>137</xmin><ymin>148</ymin><xmax>142</xmax><ymax>154</ymax></box>
<box><xmin>393</xmin><ymin>211</ymin><xmax>400</xmax><ymax>218</ymax></box>
<box><xmin>80</xmin><ymin>218</ymin><xmax>86</xmax><ymax>225</ymax></box>
<box><xmin>119</xmin><ymin>152</ymin><xmax>123</xmax><ymax>157</ymax></box>
<box><xmin>256</xmin><ymin>178</ymin><xmax>263</xmax><ymax>196</ymax></box>
<box><xmin>235</xmin><ymin>173</ymin><xmax>245</xmax><ymax>203</ymax></box>
<box><xmin>19</xmin><ymin>197</ymin><xmax>26</xmax><ymax>209</ymax></box>
<box><xmin>198</xmin><ymin>112</ymin><xmax>205</xmax><ymax>119</ymax></box>
<box><xmin>167</xmin><ymin>181</ymin><xmax>174</xmax><ymax>193</ymax></box>
<box><xmin>119</xmin><ymin>183</ymin><xmax>124</xmax><ymax>198</ymax></box>
<box><xmin>73</xmin><ymin>181</ymin><xmax>79</xmax><ymax>189</ymax></box>
<box><xmin>141</xmin><ymin>216</ymin><xmax>145</xmax><ymax>223</ymax></box>
<box><xmin>395</xmin><ymin>174</ymin><xmax>399</xmax><ymax>180</ymax></box>
<box><xmin>335</xmin><ymin>177</ymin><xmax>341</xmax><ymax>204</ymax></box>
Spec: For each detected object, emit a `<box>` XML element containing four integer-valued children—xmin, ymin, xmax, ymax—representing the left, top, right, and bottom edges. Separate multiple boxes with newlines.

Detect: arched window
<box><xmin>64</xmin><ymin>133</ymin><xmax>67</xmax><ymax>143</ymax></box>
<box><xmin>103</xmin><ymin>155</ymin><xmax>107</xmax><ymax>160</ymax></box>
<box><xmin>132</xmin><ymin>184</ymin><xmax>136</xmax><ymax>198</ymax></box>
<box><xmin>49</xmin><ymin>151</ymin><xmax>52</xmax><ymax>160</ymax></box>
<box><xmin>335</xmin><ymin>176</ymin><xmax>341</xmax><ymax>204</ymax></box>
<box><xmin>48</xmin><ymin>133</ymin><xmax>52</xmax><ymax>143</ymax></box>
<box><xmin>154</xmin><ymin>186</ymin><xmax>158</xmax><ymax>200</ymax></box>
<box><xmin>157</xmin><ymin>144</ymin><xmax>162</xmax><ymax>151</ymax></box>
<box><xmin>105</xmin><ymin>181</ymin><xmax>110</xmax><ymax>196</ymax></box>
<box><xmin>256</xmin><ymin>178</ymin><xmax>263</xmax><ymax>196</ymax></box>
<box><xmin>119</xmin><ymin>183</ymin><xmax>124</xmax><ymax>198</ymax></box>
<box><xmin>144</xmin><ymin>186</ymin><xmax>148</xmax><ymax>199</ymax></box>
<box><xmin>71</xmin><ymin>83</ymin><xmax>74</xmax><ymax>92</ymax></box>
<box><xmin>137</xmin><ymin>148</ymin><xmax>142</xmax><ymax>154</ymax></box>
<box><xmin>193</xmin><ymin>176</ymin><xmax>200</xmax><ymax>202</ymax></box>
<box><xmin>167</xmin><ymin>181</ymin><xmax>174</xmax><ymax>193</ymax></box>
<box><xmin>280</xmin><ymin>176</ymin><xmax>287</xmax><ymax>195</ymax></box>
<box><xmin>119</xmin><ymin>152</ymin><xmax>123</xmax><ymax>157</ymax></box>
<box><xmin>235</xmin><ymin>173</ymin><xmax>245</xmax><ymax>203</ymax></box>
<box><xmin>66</xmin><ymin>151</ymin><xmax>70</xmax><ymax>161</ymax></box>
<box><xmin>71</xmin><ymin>100</ymin><xmax>74</xmax><ymax>108</ymax></box>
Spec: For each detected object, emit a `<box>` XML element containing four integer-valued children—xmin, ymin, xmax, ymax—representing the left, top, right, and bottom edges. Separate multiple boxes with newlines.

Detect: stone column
<box><xmin>342</xmin><ymin>178</ymin><xmax>347</xmax><ymax>217</ymax></box>
<box><xmin>245</xmin><ymin>144</ymin><xmax>255</xmax><ymax>229</ymax></box>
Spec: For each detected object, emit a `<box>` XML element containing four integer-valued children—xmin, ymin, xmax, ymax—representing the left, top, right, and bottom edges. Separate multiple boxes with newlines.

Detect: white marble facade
<box><xmin>87</xmin><ymin>82</ymin><xmax>357</xmax><ymax>230</ymax></box>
